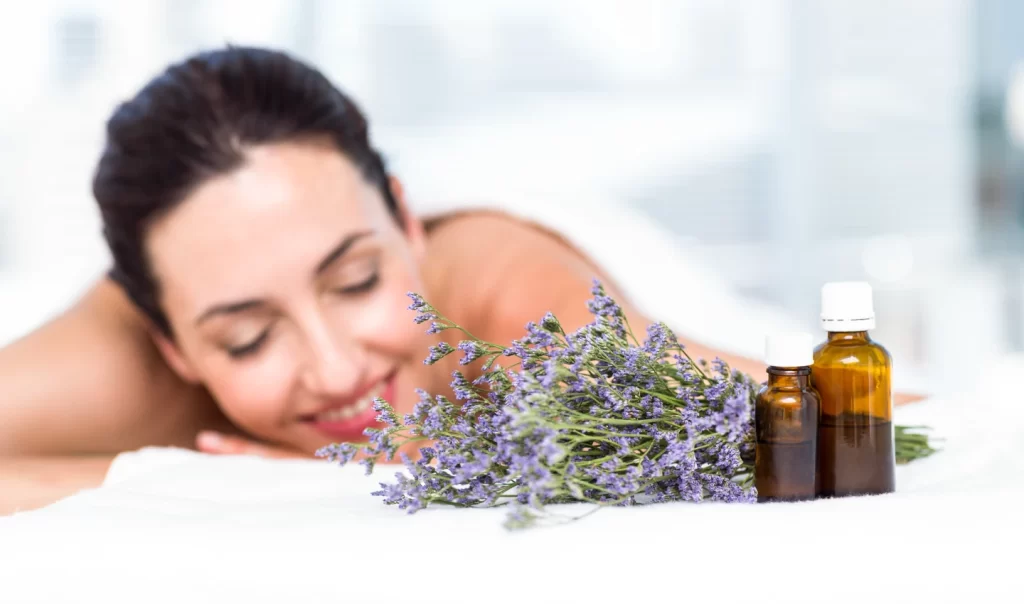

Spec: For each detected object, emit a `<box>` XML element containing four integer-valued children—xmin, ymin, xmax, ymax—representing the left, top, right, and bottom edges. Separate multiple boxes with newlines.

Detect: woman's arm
<box><xmin>0</xmin><ymin>279</ymin><xmax>230</xmax><ymax>513</ymax></box>
<box><xmin>0</xmin><ymin>279</ymin><xmax>221</xmax><ymax>510</ymax></box>
<box><xmin>0</xmin><ymin>278</ymin><xmax>220</xmax><ymax>456</ymax></box>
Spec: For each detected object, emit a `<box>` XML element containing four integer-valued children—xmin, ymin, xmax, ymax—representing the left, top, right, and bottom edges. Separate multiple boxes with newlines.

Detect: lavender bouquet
<box><xmin>318</xmin><ymin>282</ymin><xmax>936</xmax><ymax>529</ymax></box>
<box><xmin>318</xmin><ymin>281</ymin><xmax>765</xmax><ymax>528</ymax></box>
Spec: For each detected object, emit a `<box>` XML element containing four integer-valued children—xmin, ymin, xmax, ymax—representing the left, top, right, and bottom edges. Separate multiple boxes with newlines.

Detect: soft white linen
<box><xmin>0</xmin><ymin>390</ymin><xmax>1021</xmax><ymax>604</ymax></box>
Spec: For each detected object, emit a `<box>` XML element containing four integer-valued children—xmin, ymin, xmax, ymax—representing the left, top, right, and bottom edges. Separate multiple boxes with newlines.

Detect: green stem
<box><xmin>551</xmin><ymin>424</ymin><xmax>651</xmax><ymax>439</ymax></box>
<box><xmin>638</xmin><ymin>389</ymin><xmax>683</xmax><ymax>406</ymax></box>
<box><xmin>551</xmin><ymin>406</ymin><xmax>665</xmax><ymax>426</ymax></box>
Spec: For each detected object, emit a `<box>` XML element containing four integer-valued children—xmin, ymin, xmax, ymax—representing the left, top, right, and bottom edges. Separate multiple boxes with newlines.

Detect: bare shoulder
<box><xmin>0</xmin><ymin>279</ymin><xmax>228</xmax><ymax>455</ymax></box>
<box><xmin>422</xmin><ymin>211</ymin><xmax>620</xmax><ymax>344</ymax></box>
<box><xmin>429</xmin><ymin>209</ymin><xmax>591</xmax><ymax>259</ymax></box>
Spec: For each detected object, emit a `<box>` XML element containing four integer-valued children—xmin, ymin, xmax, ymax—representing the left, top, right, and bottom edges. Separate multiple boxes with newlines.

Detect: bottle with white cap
<box><xmin>812</xmin><ymin>281</ymin><xmax>895</xmax><ymax>497</ymax></box>
<box><xmin>754</xmin><ymin>332</ymin><xmax>820</xmax><ymax>502</ymax></box>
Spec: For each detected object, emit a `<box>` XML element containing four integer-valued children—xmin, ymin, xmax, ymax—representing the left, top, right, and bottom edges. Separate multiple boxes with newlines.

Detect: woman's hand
<box><xmin>195</xmin><ymin>431</ymin><xmax>312</xmax><ymax>459</ymax></box>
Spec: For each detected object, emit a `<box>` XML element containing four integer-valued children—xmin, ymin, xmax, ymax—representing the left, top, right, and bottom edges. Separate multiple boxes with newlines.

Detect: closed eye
<box><xmin>335</xmin><ymin>271</ymin><xmax>379</xmax><ymax>295</ymax></box>
<box><xmin>226</xmin><ymin>330</ymin><xmax>270</xmax><ymax>359</ymax></box>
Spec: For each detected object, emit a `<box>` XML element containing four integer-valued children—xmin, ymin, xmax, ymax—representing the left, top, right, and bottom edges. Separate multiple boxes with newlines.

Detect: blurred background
<box><xmin>1</xmin><ymin>0</ymin><xmax>1023</xmax><ymax>394</ymax></box>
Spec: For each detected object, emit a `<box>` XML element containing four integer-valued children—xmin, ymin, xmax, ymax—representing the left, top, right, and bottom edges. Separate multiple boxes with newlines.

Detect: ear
<box><xmin>150</xmin><ymin>328</ymin><xmax>201</xmax><ymax>384</ymax></box>
<box><xmin>389</xmin><ymin>176</ymin><xmax>427</xmax><ymax>264</ymax></box>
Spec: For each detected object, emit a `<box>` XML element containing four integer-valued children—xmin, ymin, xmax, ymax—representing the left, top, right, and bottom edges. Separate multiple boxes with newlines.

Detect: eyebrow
<box><xmin>314</xmin><ymin>230</ymin><xmax>374</xmax><ymax>275</ymax></box>
<box><xmin>193</xmin><ymin>230</ymin><xmax>375</xmax><ymax>326</ymax></box>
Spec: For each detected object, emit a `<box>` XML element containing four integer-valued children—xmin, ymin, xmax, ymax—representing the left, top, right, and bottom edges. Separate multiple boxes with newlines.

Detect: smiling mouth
<box><xmin>310</xmin><ymin>384</ymin><xmax>381</xmax><ymax>422</ymax></box>
<box><xmin>301</xmin><ymin>372</ymin><xmax>398</xmax><ymax>440</ymax></box>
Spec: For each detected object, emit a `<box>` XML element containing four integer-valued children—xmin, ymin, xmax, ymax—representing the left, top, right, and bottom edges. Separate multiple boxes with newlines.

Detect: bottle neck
<box><xmin>766</xmin><ymin>366</ymin><xmax>811</xmax><ymax>388</ymax></box>
<box><xmin>826</xmin><ymin>330</ymin><xmax>871</xmax><ymax>343</ymax></box>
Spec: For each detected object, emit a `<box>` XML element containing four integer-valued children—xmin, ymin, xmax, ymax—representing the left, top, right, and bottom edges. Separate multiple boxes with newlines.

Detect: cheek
<box><xmin>355</xmin><ymin>283</ymin><xmax>424</xmax><ymax>352</ymax></box>
<box><xmin>199</xmin><ymin>354</ymin><xmax>299</xmax><ymax>436</ymax></box>
<box><xmin>348</xmin><ymin>257</ymin><xmax>427</xmax><ymax>355</ymax></box>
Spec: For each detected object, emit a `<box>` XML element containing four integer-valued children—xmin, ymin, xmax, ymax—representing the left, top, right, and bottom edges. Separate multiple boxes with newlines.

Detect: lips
<box><xmin>304</xmin><ymin>373</ymin><xmax>397</xmax><ymax>441</ymax></box>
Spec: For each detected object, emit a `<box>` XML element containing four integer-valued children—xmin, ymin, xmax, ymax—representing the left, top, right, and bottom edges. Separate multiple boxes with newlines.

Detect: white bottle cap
<box><xmin>764</xmin><ymin>332</ymin><xmax>814</xmax><ymax>367</ymax></box>
<box><xmin>820</xmin><ymin>281</ymin><xmax>876</xmax><ymax>331</ymax></box>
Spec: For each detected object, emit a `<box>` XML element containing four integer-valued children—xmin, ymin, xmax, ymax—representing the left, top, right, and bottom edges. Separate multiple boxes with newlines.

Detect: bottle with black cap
<box><xmin>812</xmin><ymin>281</ymin><xmax>896</xmax><ymax>497</ymax></box>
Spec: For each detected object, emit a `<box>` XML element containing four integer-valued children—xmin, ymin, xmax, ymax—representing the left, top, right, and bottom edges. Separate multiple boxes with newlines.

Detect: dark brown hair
<box><xmin>93</xmin><ymin>46</ymin><xmax>397</xmax><ymax>335</ymax></box>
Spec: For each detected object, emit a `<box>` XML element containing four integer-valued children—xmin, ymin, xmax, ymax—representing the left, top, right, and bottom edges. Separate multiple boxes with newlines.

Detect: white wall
<box><xmin>0</xmin><ymin>0</ymin><xmax>1005</xmax><ymax>391</ymax></box>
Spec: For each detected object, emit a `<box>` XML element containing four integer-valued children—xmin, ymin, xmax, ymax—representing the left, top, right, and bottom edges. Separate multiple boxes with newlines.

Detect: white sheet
<box><xmin>1</xmin><ymin>384</ymin><xmax>1022</xmax><ymax>603</ymax></box>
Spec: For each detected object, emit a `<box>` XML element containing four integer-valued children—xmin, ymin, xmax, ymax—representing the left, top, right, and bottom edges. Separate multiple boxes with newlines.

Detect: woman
<box><xmin>0</xmin><ymin>47</ymin><xmax>828</xmax><ymax>514</ymax></box>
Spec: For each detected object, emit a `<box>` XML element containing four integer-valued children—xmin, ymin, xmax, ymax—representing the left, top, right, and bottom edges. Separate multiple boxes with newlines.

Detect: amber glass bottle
<box><xmin>812</xmin><ymin>282</ymin><xmax>895</xmax><ymax>497</ymax></box>
<box><xmin>755</xmin><ymin>333</ymin><xmax>820</xmax><ymax>502</ymax></box>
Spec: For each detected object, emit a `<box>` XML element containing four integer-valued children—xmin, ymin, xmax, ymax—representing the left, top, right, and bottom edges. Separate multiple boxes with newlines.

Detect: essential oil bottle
<box><xmin>755</xmin><ymin>332</ymin><xmax>820</xmax><ymax>502</ymax></box>
<box><xmin>812</xmin><ymin>282</ymin><xmax>896</xmax><ymax>497</ymax></box>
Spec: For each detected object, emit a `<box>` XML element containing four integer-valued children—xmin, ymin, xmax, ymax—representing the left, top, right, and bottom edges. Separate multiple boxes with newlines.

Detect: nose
<box><xmin>298</xmin><ymin>316</ymin><xmax>366</xmax><ymax>397</ymax></box>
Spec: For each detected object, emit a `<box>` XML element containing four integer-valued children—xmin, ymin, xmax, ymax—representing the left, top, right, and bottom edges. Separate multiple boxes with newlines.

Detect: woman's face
<box><xmin>146</xmin><ymin>140</ymin><xmax>432</xmax><ymax>454</ymax></box>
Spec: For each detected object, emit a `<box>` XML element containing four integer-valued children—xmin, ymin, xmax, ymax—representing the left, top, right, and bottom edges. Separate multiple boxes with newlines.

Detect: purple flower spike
<box><xmin>424</xmin><ymin>341</ymin><xmax>455</xmax><ymax>365</ymax></box>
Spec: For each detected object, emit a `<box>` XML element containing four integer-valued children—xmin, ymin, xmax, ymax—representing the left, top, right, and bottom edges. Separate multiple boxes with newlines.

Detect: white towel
<box><xmin>0</xmin><ymin>391</ymin><xmax>1020</xmax><ymax>604</ymax></box>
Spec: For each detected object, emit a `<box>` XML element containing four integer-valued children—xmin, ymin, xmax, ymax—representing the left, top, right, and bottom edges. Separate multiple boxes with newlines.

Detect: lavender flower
<box><xmin>503</xmin><ymin>340</ymin><xmax>528</xmax><ymax>357</ymax></box>
<box><xmin>406</xmin><ymin>292</ymin><xmax>428</xmax><ymax>312</ymax></box>
<box><xmin>540</xmin><ymin>312</ymin><xmax>562</xmax><ymax>333</ymax></box>
<box><xmin>457</xmin><ymin>340</ymin><xmax>487</xmax><ymax>365</ymax></box>
<box><xmin>540</xmin><ymin>358</ymin><xmax>561</xmax><ymax>389</ymax></box>
<box><xmin>642</xmin><ymin>323</ymin><xmax>672</xmax><ymax>356</ymax></box>
<box><xmin>450</xmin><ymin>371</ymin><xmax>476</xmax><ymax>401</ymax></box>
<box><xmin>324</xmin><ymin>280</ymin><xmax>759</xmax><ymax>529</ymax></box>
<box><xmin>524</xmin><ymin>322</ymin><xmax>557</xmax><ymax>348</ymax></box>
<box><xmin>586</xmin><ymin>280</ymin><xmax>628</xmax><ymax>338</ymax></box>
<box><xmin>586</xmin><ymin>280</ymin><xmax>622</xmax><ymax>319</ymax></box>
<box><xmin>424</xmin><ymin>341</ymin><xmax>455</xmax><ymax>365</ymax></box>
<box><xmin>372</xmin><ymin>398</ymin><xmax>400</xmax><ymax>427</ymax></box>
<box><xmin>407</xmin><ymin>292</ymin><xmax>437</xmax><ymax>325</ymax></box>
<box><xmin>364</xmin><ymin>426</ymin><xmax>398</xmax><ymax>464</ymax></box>
<box><xmin>315</xmin><ymin>442</ymin><xmax>358</xmax><ymax>464</ymax></box>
